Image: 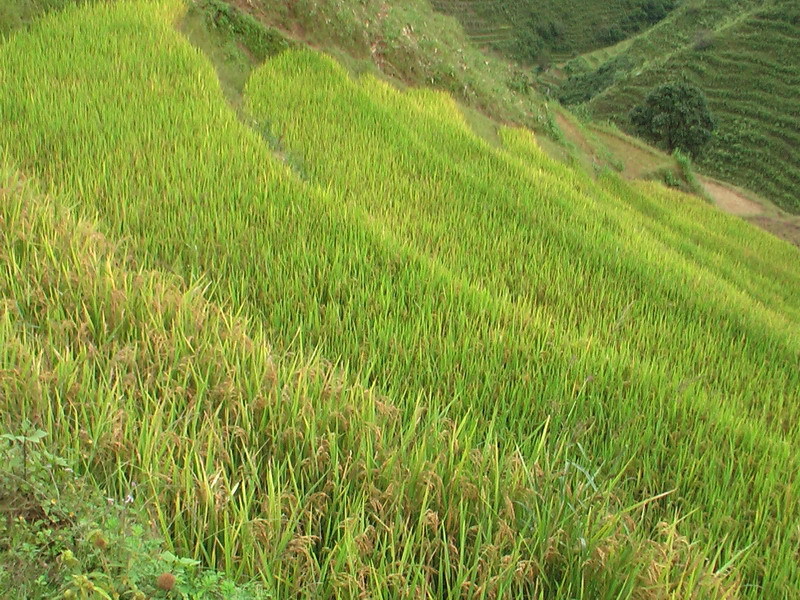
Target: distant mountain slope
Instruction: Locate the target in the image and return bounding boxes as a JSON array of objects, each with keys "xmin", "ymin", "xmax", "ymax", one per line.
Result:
[
  {"xmin": 582, "ymin": 0, "xmax": 800, "ymax": 213},
  {"xmin": 430, "ymin": 0, "xmax": 677, "ymax": 61}
]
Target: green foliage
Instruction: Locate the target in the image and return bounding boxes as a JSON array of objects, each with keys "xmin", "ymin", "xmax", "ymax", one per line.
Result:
[
  {"xmin": 506, "ymin": 68, "xmax": 533, "ymax": 94},
  {"xmin": 508, "ymin": 17, "xmax": 568, "ymax": 59},
  {"xmin": 558, "ymin": 55, "xmax": 633, "ymax": 106},
  {"xmin": 673, "ymin": 149, "xmax": 708, "ymax": 198},
  {"xmin": 0, "ymin": 423, "xmax": 265, "ymax": 599},
  {"xmin": 247, "ymin": 0, "xmax": 548, "ymax": 130},
  {"xmin": 630, "ymin": 81, "xmax": 716, "ymax": 157},
  {"xmin": 193, "ymin": 0, "xmax": 288, "ymax": 62},
  {"xmin": 595, "ymin": 0, "xmax": 676, "ymax": 47},
  {"xmin": 180, "ymin": 0, "xmax": 291, "ymax": 105},
  {"xmin": 496, "ymin": 20, "xmax": 548, "ymax": 63},
  {"xmin": 661, "ymin": 166, "xmax": 680, "ymax": 188},
  {"xmin": 693, "ymin": 28, "xmax": 715, "ymax": 50},
  {"xmin": 647, "ymin": 151, "xmax": 706, "ymax": 198},
  {"xmin": 620, "ymin": 0, "xmax": 675, "ymax": 35}
]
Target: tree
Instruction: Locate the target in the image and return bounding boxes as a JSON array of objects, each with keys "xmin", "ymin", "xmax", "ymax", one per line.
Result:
[{"xmin": 630, "ymin": 81, "xmax": 715, "ymax": 157}]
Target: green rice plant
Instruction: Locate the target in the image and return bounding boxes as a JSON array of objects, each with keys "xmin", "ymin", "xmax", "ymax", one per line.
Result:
[
  {"xmin": 0, "ymin": 166, "xmax": 735, "ymax": 598},
  {"xmin": 0, "ymin": 2, "xmax": 798, "ymax": 597}
]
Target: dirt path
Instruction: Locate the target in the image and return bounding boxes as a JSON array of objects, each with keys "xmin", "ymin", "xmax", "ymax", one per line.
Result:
[
  {"xmin": 548, "ymin": 114, "xmax": 800, "ymax": 247},
  {"xmin": 700, "ymin": 178, "xmax": 764, "ymax": 216},
  {"xmin": 699, "ymin": 178, "xmax": 800, "ymax": 247},
  {"xmin": 554, "ymin": 115, "xmax": 765, "ymax": 218},
  {"xmin": 554, "ymin": 113, "xmax": 593, "ymax": 157},
  {"xmin": 590, "ymin": 129, "xmax": 668, "ymax": 179}
]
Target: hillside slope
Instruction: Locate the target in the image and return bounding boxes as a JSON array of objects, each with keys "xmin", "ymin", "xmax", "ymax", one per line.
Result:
[
  {"xmin": 430, "ymin": 0, "xmax": 677, "ymax": 61},
  {"xmin": 547, "ymin": 111, "xmax": 800, "ymax": 248},
  {"xmin": 581, "ymin": 0, "xmax": 800, "ymax": 213},
  {"xmin": 1, "ymin": 1, "xmax": 799, "ymax": 597},
  {"xmin": 207, "ymin": 0, "xmax": 551, "ymax": 129}
]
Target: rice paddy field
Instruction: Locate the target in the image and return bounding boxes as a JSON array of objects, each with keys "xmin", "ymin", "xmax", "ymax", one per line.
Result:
[
  {"xmin": 1, "ymin": 1, "xmax": 799, "ymax": 598},
  {"xmin": 586, "ymin": 0, "xmax": 800, "ymax": 214}
]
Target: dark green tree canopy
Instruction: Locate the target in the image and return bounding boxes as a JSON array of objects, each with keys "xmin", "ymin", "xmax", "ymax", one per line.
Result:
[{"xmin": 630, "ymin": 81, "xmax": 716, "ymax": 157}]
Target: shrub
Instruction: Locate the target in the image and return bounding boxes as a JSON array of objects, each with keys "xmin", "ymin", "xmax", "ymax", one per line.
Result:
[
  {"xmin": 0, "ymin": 422, "xmax": 266, "ymax": 599},
  {"xmin": 507, "ymin": 68, "xmax": 533, "ymax": 94},
  {"xmin": 558, "ymin": 55, "xmax": 633, "ymax": 105},
  {"xmin": 693, "ymin": 29, "xmax": 715, "ymax": 50},
  {"xmin": 597, "ymin": 25, "xmax": 625, "ymax": 46},
  {"xmin": 197, "ymin": 0, "xmax": 290, "ymax": 61}
]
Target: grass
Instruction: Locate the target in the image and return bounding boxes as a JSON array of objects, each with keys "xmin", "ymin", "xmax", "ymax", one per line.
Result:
[
  {"xmin": 178, "ymin": 0, "xmax": 291, "ymax": 106},
  {"xmin": 583, "ymin": 0, "xmax": 800, "ymax": 213},
  {"xmin": 235, "ymin": 0, "xmax": 550, "ymax": 131},
  {"xmin": 0, "ymin": 0, "xmax": 799, "ymax": 597}
]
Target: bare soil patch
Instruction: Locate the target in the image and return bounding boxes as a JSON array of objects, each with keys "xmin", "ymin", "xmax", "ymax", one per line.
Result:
[
  {"xmin": 546, "ymin": 120, "xmax": 800, "ymax": 247},
  {"xmin": 747, "ymin": 216, "xmax": 800, "ymax": 248},
  {"xmin": 701, "ymin": 178, "xmax": 764, "ymax": 217},
  {"xmin": 554, "ymin": 112, "xmax": 596, "ymax": 160}
]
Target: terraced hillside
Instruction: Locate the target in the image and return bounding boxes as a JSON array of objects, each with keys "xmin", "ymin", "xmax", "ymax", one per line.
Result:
[
  {"xmin": 428, "ymin": 0, "xmax": 515, "ymax": 48},
  {"xmin": 430, "ymin": 0, "xmax": 676, "ymax": 61},
  {"xmin": 1, "ymin": 1, "xmax": 800, "ymax": 598},
  {"xmin": 584, "ymin": 0, "xmax": 800, "ymax": 213},
  {"xmin": 225, "ymin": 0, "xmax": 549, "ymax": 129}
]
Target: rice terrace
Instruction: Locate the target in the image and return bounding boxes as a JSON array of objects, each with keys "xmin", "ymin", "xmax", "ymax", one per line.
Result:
[{"xmin": 0, "ymin": 0, "xmax": 798, "ymax": 598}]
